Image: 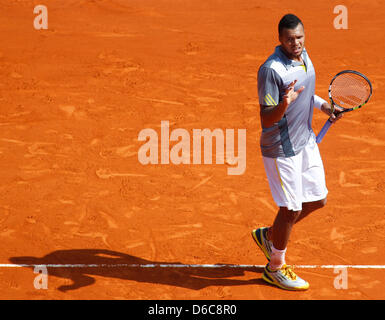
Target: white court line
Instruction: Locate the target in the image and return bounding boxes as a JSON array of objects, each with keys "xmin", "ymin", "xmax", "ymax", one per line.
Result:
[{"xmin": 0, "ymin": 264, "xmax": 385, "ymax": 269}]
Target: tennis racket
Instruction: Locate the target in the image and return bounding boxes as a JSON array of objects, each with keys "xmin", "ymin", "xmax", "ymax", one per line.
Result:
[{"xmin": 316, "ymin": 70, "xmax": 372, "ymax": 144}]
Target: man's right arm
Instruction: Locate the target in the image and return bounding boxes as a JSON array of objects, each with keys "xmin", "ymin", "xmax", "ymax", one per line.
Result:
[
  {"xmin": 260, "ymin": 101, "xmax": 289, "ymax": 128},
  {"xmin": 258, "ymin": 67, "xmax": 304, "ymax": 128},
  {"xmin": 260, "ymin": 80, "xmax": 305, "ymax": 127},
  {"xmin": 258, "ymin": 67, "xmax": 283, "ymax": 128}
]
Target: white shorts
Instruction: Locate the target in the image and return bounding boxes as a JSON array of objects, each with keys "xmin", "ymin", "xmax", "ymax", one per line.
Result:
[{"xmin": 262, "ymin": 135, "xmax": 328, "ymax": 211}]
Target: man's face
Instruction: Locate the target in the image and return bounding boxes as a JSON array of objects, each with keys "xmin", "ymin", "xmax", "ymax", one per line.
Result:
[{"xmin": 279, "ymin": 24, "xmax": 305, "ymax": 60}]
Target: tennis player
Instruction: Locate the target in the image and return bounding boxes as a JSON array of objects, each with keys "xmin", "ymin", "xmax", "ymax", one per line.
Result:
[{"xmin": 252, "ymin": 14, "xmax": 343, "ymax": 290}]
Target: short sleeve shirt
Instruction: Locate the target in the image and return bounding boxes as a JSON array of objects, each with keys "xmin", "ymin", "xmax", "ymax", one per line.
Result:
[{"xmin": 257, "ymin": 46, "xmax": 316, "ymax": 158}]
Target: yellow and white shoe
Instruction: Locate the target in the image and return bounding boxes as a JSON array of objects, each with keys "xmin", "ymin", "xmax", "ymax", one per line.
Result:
[
  {"xmin": 251, "ymin": 227, "xmax": 273, "ymax": 261},
  {"xmin": 262, "ymin": 264, "xmax": 310, "ymax": 291}
]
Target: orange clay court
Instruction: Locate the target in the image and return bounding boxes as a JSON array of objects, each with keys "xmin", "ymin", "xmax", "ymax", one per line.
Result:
[{"xmin": 0, "ymin": 0, "xmax": 384, "ymax": 300}]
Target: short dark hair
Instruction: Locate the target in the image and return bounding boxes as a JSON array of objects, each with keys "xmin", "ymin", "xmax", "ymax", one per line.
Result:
[{"xmin": 278, "ymin": 14, "xmax": 303, "ymax": 35}]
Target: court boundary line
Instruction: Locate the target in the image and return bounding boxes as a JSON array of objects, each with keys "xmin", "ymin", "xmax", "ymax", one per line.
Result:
[{"xmin": 1, "ymin": 264, "xmax": 385, "ymax": 269}]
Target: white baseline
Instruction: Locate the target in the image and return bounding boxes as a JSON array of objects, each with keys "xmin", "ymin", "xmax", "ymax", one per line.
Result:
[{"xmin": 0, "ymin": 264, "xmax": 384, "ymax": 269}]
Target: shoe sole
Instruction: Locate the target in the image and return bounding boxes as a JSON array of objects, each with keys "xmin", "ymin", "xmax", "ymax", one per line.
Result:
[
  {"xmin": 251, "ymin": 229, "xmax": 271, "ymax": 261},
  {"xmin": 262, "ymin": 270, "xmax": 310, "ymax": 291}
]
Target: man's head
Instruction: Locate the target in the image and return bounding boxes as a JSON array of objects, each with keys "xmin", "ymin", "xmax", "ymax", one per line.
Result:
[{"xmin": 278, "ymin": 14, "xmax": 305, "ymax": 61}]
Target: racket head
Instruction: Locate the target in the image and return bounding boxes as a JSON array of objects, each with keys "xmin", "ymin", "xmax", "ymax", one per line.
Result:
[{"xmin": 328, "ymin": 70, "xmax": 372, "ymax": 112}]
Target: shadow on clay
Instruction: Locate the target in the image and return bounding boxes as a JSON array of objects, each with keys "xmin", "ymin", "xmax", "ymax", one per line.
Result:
[{"xmin": 9, "ymin": 249, "xmax": 264, "ymax": 292}]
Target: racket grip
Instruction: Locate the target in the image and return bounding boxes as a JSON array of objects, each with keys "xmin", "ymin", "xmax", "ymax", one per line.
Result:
[{"xmin": 316, "ymin": 119, "xmax": 333, "ymax": 144}]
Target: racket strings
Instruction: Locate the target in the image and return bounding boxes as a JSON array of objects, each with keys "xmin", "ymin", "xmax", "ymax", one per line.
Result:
[{"xmin": 330, "ymin": 73, "xmax": 371, "ymax": 108}]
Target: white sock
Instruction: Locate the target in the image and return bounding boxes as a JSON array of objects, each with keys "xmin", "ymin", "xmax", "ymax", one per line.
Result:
[{"xmin": 269, "ymin": 245, "xmax": 287, "ymax": 271}]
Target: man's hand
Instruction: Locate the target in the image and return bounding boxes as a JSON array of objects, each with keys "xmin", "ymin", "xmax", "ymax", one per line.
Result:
[
  {"xmin": 260, "ymin": 79, "xmax": 305, "ymax": 128},
  {"xmin": 321, "ymin": 102, "xmax": 343, "ymax": 123},
  {"xmin": 282, "ymin": 80, "xmax": 305, "ymax": 107}
]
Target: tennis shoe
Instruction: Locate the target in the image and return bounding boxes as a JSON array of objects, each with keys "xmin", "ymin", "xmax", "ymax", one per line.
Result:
[
  {"xmin": 262, "ymin": 263, "xmax": 310, "ymax": 291},
  {"xmin": 251, "ymin": 227, "xmax": 273, "ymax": 261}
]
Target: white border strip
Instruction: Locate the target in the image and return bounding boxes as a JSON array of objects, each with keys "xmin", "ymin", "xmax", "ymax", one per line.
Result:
[{"xmin": 0, "ymin": 264, "xmax": 385, "ymax": 269}]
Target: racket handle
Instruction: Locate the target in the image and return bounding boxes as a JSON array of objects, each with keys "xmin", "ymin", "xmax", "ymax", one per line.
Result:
[{"xmin": 316, "ymin": 119, "xmax": 333, "ymax": 144}]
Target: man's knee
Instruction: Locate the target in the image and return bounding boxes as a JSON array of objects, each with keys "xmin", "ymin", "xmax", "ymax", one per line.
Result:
[
  {"xmin": 279, "ymin": 207, "xmax": 301, "ymax": 223},
  {"xmin": 318, "ymin": 197, "xmax": 327, "ymax": 208},
  {"xmin": 305, "ymin": 197, "xmax": 327, "ymax": 210}
]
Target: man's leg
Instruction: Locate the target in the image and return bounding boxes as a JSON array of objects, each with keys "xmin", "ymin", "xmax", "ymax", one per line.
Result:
[
  {"xmin": 266, "ymin": 198, "xmax": 326, "ymax": 268},
  {"xmin": 270, "ymin": 207, "xmax": 300, "ymax": 250},
  {"xmin": 266, "ymin": 198, "xmax": 327, "ymax": 240},
  {"xmin": 262, "ymin": 207, "xmax": 299, "ymax": 269},
  {"xmin": 294, "ymin": 198, "xmax": 327, "ymax": 224}
]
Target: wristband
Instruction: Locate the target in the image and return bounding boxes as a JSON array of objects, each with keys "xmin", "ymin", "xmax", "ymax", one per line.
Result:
[{"xmin": 313, "ymin": 95, "xmax": 327, "ymax": 110}]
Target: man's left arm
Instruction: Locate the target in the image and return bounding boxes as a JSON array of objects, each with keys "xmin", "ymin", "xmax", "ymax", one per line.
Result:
[{"xmin": 314, "ymin": 94, "xmax": 343, "ymax": 123}]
